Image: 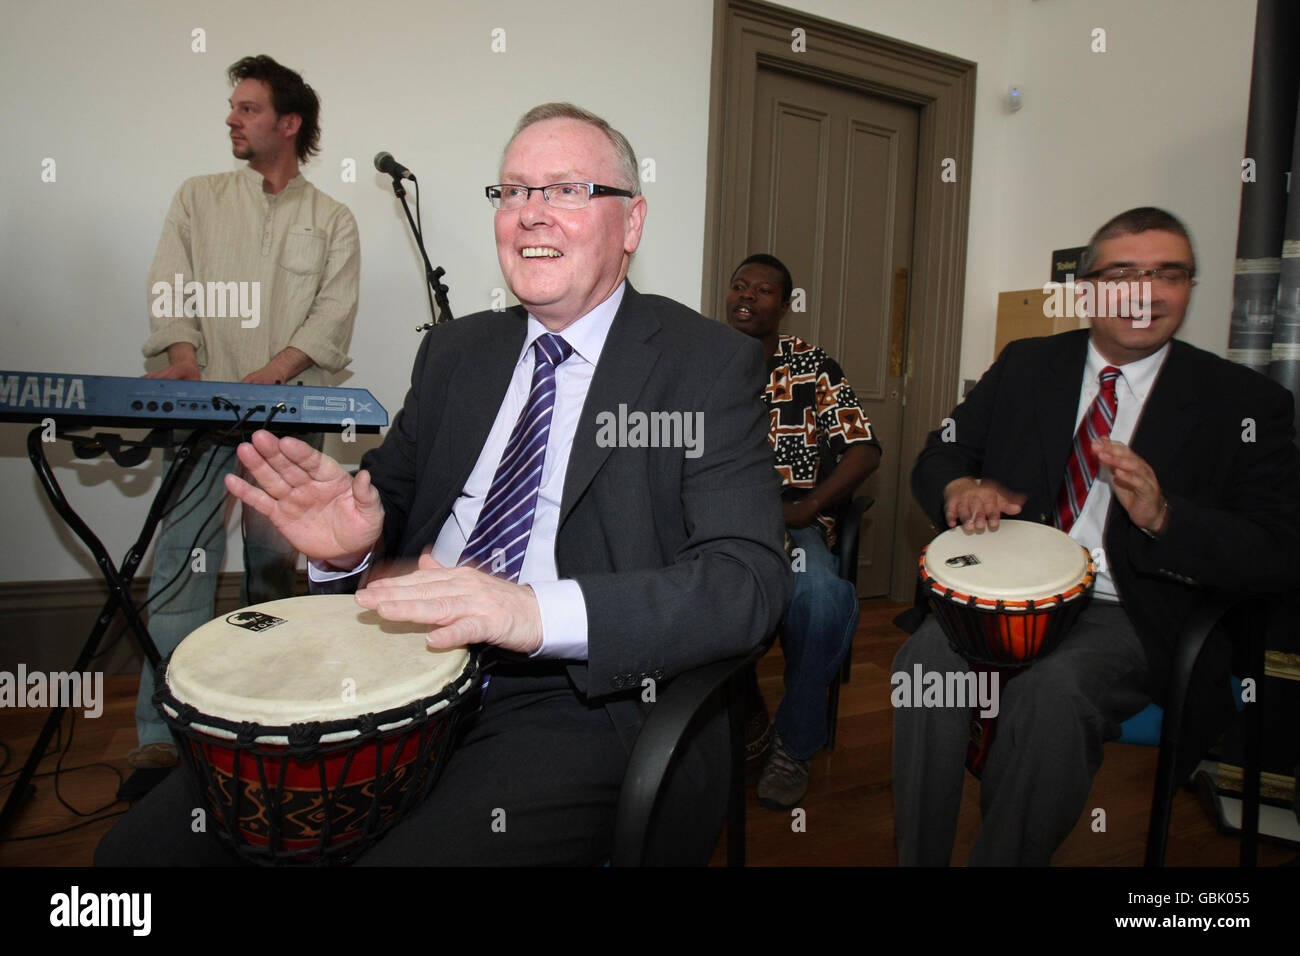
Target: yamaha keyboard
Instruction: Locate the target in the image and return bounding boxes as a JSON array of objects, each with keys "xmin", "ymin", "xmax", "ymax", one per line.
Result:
[{"xmin": 0, "ymin": 370, "xmax": 387, "ymax": 433}]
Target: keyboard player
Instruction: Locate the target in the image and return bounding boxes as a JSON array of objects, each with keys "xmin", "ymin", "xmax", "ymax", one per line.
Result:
[{"xmin": 131, "ymin": 54, "xmax": 359, "ymax": 773}]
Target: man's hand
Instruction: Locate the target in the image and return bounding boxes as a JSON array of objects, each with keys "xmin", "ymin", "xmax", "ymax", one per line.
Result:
[
  {"xmin": 224, "ymin": 429, "xmax": 384, "ymax": 562},
  {"xmin": 241, "ymin": 346, "xmax": 312, "ymax": 385},
  {"xmin": 1095, "ymin": 438, "xmax": 1168, "ymax": 532},
  {"xmin": 782, "ymin": 498, "xmax": 818, "ymax": 529},
  {"xmin": 144, "ymin": 343, "xmax": 201, "ymax": 380},
  {"xmin": 355, "ymin": 552, "xmax": 544, "ymax": 654},
  {"xmin": 781, "ymin": 445, "xmax": 880, "ymax": 530},
  {"xmin": 145, "ymin": 361, "xmax": 201, "ymax": 381},
  {"xmin": 943, "ymin": 476, "xmax": 1026, "ymax": 531},
  {"xmin": 240, "ymin": 368, "xmax": 283, "ymax": 385}
]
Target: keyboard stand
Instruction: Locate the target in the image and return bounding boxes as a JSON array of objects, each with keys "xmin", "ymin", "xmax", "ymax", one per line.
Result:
[{"xmin": 0, "ymin": 425, "xmax": 210, "ymax": 837}]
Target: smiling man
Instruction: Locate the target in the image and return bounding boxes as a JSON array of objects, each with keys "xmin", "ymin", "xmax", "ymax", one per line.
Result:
[
  {"xmin": 98, "ymin": 103, "xmax": 789, "ymax": 867},
  {"xmin": 894, "ymin": 207, "xmax": 1300, "ymax": 865},
  {"xmin": 724, "ymin": 254, "xmax": 879, "ymax": 810},
  {"xmin": 126, "ymin": 55, "xmax": 358, "ymax": 775}
]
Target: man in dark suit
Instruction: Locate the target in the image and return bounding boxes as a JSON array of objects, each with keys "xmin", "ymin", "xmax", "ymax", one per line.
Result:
[
  {"xmin": 894, "ymin": 207, "xmax": 1300, "ymax": 865},
  {"xmin": 95, "ymin": 103, "xmax": 790, "ymax": 866}
]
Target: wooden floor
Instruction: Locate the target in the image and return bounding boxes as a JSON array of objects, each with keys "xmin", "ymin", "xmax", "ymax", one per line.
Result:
[{"xmin": 0, "ymin": 599, "xmax": 1290, "ymax": 867}]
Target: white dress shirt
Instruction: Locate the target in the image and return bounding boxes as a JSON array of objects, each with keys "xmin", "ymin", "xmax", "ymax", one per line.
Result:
[
  {"xmin": 309, "ymin": 282, "xmax": 626, "ymax": 660},
  {"xmin": 1068, "ymin": 339, "xmax": 1170, "ymax": 600}
]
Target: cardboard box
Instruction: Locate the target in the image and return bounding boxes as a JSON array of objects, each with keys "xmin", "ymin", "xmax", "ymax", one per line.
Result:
[{"xmin": 995, "ymin": 287, "xmax": 1089, "ymax": 359}]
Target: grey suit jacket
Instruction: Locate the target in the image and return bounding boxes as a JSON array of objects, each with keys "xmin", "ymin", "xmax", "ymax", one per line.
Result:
[{"xmin": 353, "ymin": 282, "xmax": 792, "ymax": 751}]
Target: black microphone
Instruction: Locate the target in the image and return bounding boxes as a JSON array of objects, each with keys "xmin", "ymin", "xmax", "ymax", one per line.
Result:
[{"xmin": 374, "ymin": 151, "xmax": 416, "ymax": 181}]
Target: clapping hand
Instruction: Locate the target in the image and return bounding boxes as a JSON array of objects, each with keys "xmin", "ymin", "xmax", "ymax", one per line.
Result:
[
  {"xmin": 224, "ymin": 430, "xmax": 385, "ymax": 565},
  {"xmin": 1094, "ymin": 438, "xmax": 1168, "ymax": 533}
]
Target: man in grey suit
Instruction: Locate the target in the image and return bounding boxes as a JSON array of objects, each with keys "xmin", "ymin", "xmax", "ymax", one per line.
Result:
[{"xmin": 95, "ymin": 103, "xmax": 790, "ymax": 866}]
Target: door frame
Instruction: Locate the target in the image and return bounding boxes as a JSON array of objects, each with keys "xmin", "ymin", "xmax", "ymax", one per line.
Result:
[{"xmin": 702, "ymin": 0, "xmax": 977, "ymax": 600}]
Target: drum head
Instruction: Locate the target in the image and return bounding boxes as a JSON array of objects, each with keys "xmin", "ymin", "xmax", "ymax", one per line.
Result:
[
  {"xmin": 923, "ymin": 522, "xmax": 1088, "ymax": 602},
  {"xmin": 166, "ymin": 595, "xmax": 471, "ymax": 728}
]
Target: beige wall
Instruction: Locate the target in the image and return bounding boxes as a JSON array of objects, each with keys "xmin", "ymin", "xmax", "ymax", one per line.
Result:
[{"xmin": 0, "ymin": 0, "xmax": 1257, "ymax": 582}]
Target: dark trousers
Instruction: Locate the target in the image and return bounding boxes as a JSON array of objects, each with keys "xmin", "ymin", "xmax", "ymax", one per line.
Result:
[{"xmin": 891, "ymin": 601, "xmax": 1150, "ymax": 865}]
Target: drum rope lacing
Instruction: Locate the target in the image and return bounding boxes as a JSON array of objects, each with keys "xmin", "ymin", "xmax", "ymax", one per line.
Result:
[
  {"xmin": 156, "ymin": 654, "xmax": 481, "ymax": 750},
  {"xmin": 154, "ymin": 649, "xmax": 484, "ymax": 865}
]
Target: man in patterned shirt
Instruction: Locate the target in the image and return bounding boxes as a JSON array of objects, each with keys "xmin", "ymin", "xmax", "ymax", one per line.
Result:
[{"xmin": 725, "ymin": 253, "xmax": 881, "ymax": 807}]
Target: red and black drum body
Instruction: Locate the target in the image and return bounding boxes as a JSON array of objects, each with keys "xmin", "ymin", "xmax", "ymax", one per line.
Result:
[
  {"xmin": 155, "ymin": 595, "xmax": 480, "ymax": 865},
  {"xmin": 919, "ymin": 522, "xmax": 1094, "ymax": 667},
  {"xmin": 917, "ymin": 522, "xmax": 1094, "ymax": 776}
]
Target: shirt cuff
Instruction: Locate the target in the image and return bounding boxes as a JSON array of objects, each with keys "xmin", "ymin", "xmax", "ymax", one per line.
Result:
[
  {"xmin": 306, "ymin": 551, "xmax": 373, "ymax": 582},
  {"xmin": 287, "ymin": 325, "xmax": 352, "ymax": 375},
  {"xmin": 142, "ymin": 322, "xmax": 204, "ymax": 361},
  {"xmin": 528, "ymin": 579, "xmax": 588, "ymax": 660}
]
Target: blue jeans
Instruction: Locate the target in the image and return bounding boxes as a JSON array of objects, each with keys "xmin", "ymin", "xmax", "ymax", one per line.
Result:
[
  {"xmin": 135, "ymin": 436, "xmax": 318, "ymax": 746},
  {"xmin": 774, "ymin": 525, "xmax": 860, "ymax": 760}
]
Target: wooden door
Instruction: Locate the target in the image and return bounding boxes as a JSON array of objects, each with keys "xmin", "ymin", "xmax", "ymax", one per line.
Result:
[{"xmin": 746, "ymin": 65, "xmax": 919, "ymax": 596}]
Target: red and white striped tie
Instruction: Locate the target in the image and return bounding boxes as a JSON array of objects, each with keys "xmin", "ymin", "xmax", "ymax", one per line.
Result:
[{"xmin": 1055, "ymin": 366, "xmax": 1120, "ymax": 532}]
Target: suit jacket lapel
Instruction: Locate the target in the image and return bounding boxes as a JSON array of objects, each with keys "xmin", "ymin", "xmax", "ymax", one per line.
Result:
[
  {"xmin": 406, "ymin": 310, "xmax": 526, "ymax": 550},
  {"xmin": 1036, "ymin": 330, "xmax": 1089, "ymax": 495},
  {"xmin": 560, "ymin": 283, "xmax": 661, "ymax": 529},
  {"xmin": 1129, "ymin": 341, "xmax": 1197, "ymax": 477}
]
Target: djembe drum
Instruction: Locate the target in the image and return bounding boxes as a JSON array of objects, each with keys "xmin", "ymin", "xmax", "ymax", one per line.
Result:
[
  {"xmin": 918, "ymin": 521, "xmax": 1095, "ymax": 776},
  {"xmin": 154, "ymin": 594, "xmax": 480, "ymax": 865}
]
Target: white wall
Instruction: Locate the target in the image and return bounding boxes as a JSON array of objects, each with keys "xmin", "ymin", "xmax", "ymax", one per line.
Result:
[
  {"xmin": 796, "ymin": 0, "xmax": 1256, "ymax": 372},
  {"xmin": 992, "ymin": 0, "xmax": 1256, "ymax": 359},
  {"xmin": 0, "ymin": 0, "xmax": 715, "ymax": 582},
  {"xmin": 0, "ymin": 0, "xmax": 1258, "ymax": 583}
]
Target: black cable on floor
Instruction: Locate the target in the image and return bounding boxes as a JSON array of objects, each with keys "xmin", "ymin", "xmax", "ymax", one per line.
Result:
[{"xmin": 0, "ymin": 810, "xmax": 127, "ymax": 842}]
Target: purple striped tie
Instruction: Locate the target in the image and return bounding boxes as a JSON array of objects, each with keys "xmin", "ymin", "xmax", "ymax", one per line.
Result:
[{"xmin": 458, "ymin": 332, "xmax": 573, "ymax": 581}]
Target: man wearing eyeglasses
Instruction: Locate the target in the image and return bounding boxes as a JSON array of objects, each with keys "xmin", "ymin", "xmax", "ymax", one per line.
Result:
[
  {"xmin": 893, "ymin": 206, "xmax": 1300, "ymax": 865},
  {"xmin": 96, "ymin": 102, "xmax": 789, "ymax": 867}
]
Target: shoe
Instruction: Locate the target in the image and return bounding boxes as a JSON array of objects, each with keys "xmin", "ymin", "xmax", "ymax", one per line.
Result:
[
  {"xmin": 757, "ymin": 733, "xmax": 810, "ymax": 810},
  {"xmin": 127, "ymin": 742, "xmax": 178, "ymax": 770},
  {"xmin": 744, "ymin": 697, "xmax": 774, "ymax": 787}
]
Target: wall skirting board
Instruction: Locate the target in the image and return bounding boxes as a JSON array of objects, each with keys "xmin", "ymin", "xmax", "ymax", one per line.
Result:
[{"xmin": 0, "ymin": 573, "xmax": 309, "ymax": 675}]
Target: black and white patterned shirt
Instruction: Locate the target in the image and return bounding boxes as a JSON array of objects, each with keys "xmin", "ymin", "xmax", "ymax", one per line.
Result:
[{"xmin": 762, "ymin": 334, "xmax": 878, "ymax": 546}]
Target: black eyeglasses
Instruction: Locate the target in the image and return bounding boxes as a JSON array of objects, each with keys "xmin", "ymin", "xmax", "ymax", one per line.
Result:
[{"xmin": 485, "ymin": 182, "xmax": 635, "ymax": 210}]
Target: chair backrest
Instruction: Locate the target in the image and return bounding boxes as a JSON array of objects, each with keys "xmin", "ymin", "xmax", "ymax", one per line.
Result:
[
  {"xmin": 831, "ymin": 495, "xmax": 875, "ymax": 586},
  {"xmin": 611, "ymin": 635, "xmax": 774, "ymax": 866}
]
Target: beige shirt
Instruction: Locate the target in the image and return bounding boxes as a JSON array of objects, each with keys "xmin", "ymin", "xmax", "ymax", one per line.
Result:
[{"xmin": 142, "ymin": 167, "xmax": 360, "ymax": 386}]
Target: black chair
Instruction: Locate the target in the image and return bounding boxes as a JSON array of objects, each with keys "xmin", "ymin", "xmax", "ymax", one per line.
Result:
[
  {"xmin": 610, "ymin": 636, "xmax": 774, "ymax": 866},
  {"xmin": 825, "ymin": 495, "xmax": 874, "ymax": 750},
  {"xmin": 1143, "ymin": 591, "xmax": 1270, "ymax": 866}
]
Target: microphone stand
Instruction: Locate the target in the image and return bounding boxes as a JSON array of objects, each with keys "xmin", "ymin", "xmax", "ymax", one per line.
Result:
[{"xmin": 383, "ymin": 173, "xmax": 454, "ymax": 331}]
